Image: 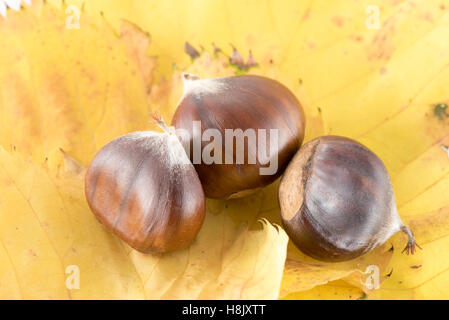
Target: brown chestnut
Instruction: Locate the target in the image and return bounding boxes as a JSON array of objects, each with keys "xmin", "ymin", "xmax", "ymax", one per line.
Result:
[
  {"xmin": 172, "ymin": 73, "xmax": 305, "ymax": 199},
  {"xmin": 85, "ymin": 118, "xmax": 205, "ymax": 253},
  {"xmin": 279, "ymin": 136, "xmax": 420, "ymax": 262}
]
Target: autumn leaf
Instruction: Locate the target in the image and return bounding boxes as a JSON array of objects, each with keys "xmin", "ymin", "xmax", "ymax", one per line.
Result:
[
  {"xmin": 0, "ymin": 2, "xmax": 288, "ymax": 299},
  {"xmin": 137, "ymin": 0, "xmax": 449, "ymax": 298},
  {"xmin": 148, "ymin": 52, "xmax": 394, "ymax": 297},
  {"xmin": 366, "ymin": 206, "xmax": 449, "ymax": 299},
  {"xmin": 0, "ymin": 0, "xmax": 155, "ymax": 166},
  {"xmin": 282, "ymin": 279, "xmax": 366, "ymax": 300},
  {"xmin": 0, "ymin": 147, "xmax": 288, "ymax": 299},
  {"xmin": 3, "ymin": 0, "xmax": 449, "ymax": 300}
]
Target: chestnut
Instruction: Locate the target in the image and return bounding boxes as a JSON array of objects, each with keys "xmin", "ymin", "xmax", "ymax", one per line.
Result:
[
  {"xmin": 84, "ymin": 118, "xmax": 205, "ymax": 253},
  {"xmin": 278, "ymin": 136, "xmax": 420, "ymax": 262},
  {"xmin": 172, "ymin": 73, "xmax": 305, "ymax": 199}
]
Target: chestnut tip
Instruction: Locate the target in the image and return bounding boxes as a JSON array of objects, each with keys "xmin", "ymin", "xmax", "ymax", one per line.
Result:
[
  {"xmin": 150, "ymin": 112, "xmax": 172, "ymax": 134},
  {"xmin": 279, "ymin": 135, "xmax": 420, "ymax": 262},
  {"xmin": 182, "ymin": 72, "xmax": 200, "ymax": 82},
  {"xmin": 172, "ymin": 74, "xmax": 306, "ymax": 199},
  {"xmin": 84, "ymin": 129, "xmax": 206, "ymax": 254},
  {"xmin": 400, "ymin": 225, "xmax": 422, "ymax": 255}
]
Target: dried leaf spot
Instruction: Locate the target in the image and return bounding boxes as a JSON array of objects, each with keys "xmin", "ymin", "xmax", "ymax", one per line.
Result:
[
  {"xmin": 433, "ymin": 103, "xmax": 449, "ymax": 120},
  {"xmin": 228, "ymin": 44, "xmax": 258, "ymax": 72},
  {"xmin": 331, "ymin": 16, "xmax": 344, "ymax": 27},
  {"xmin": 185, "ymin": 42, "xmax": 200, "ymax": 60}
]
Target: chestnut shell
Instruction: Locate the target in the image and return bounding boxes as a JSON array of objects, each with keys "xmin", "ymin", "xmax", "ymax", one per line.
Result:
[
  {"xmin": 85, "ymin": 131, "xmax": 206, "ymax": 253},
  {"xmin": 172, "ymin": 74, "xmax": 305, "ymax": 199},
  {"xmin": 279, "ymin": 136, "xmax": 407, "ymax": 262}
]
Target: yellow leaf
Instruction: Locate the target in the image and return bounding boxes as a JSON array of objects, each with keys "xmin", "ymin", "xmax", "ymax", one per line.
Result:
[
  {"xmin": 366, "ymin": 207, "xmax": 449, "ymax": 299},
  {"xmin": 0, "ymin": 2, "xmax": 288, "ymax": 299},
  {"xmin": 0, "ymin": 147, "xmax": 288, "ymax": 299},
  {"xmin": 0, "ymin": 0, "xmax": 155, "ymax": 166},
  {"xmin": 147, "ymin": 52, "xmax": 395, "ymax": 297},
  {"xmin": 140, "ymin": 0, "xmax": 449, "ymax": 298},
  {"xmin": 282, "ymin": 280, "xmax": 365, "ymax": 300},
  {"xmin": 5, "ymin": 0, "xmax": 449, "ymax": 300}
]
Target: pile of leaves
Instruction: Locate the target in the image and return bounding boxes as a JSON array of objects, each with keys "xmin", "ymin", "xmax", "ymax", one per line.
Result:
[{"xmin": 1, "ymin": 0, "xmax": 449, "ymax": 299}]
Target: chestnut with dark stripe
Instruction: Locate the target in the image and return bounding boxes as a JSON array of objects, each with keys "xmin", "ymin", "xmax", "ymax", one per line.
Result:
[
  {"xmin": 279, "ymin": 136, "xmax": 419, "ymax": 262},
  {"xmin": 85, "ymin": 130, "xmax": 206, "ymax": 254},
  {"xmin": 172, "ymin": 73, "xmax": 305, "ymax": 199}
]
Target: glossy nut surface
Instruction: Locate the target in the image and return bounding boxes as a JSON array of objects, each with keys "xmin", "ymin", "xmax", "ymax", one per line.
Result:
[
  {"xmin": 85, "ymin": 131, "xmax": 206, "ymax": 253},
  {"xmin": 279, "ymin": 136, "xmax": 416, "ymax": 262},
  {"xmin": 172, "ymin": 74, "xmax": 305, "ymax": 199}
]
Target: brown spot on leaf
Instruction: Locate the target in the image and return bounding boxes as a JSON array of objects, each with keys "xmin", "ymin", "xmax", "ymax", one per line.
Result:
[
  {"xmin": 368, "ymin": 17, "xmax": 396, "ymax": 61},
  {"xmin": 358, "ymin": 293, "xmax": 367, "ymax": 299},
  {"xmin": 302, "ymin": 9, "xmax": 310, "ymax": 20},
  {"xmin": 3, "ymin": 178, "xmax": 13, "ymax": 186},
  {"xmin": 421, "ymin": 12, "xmax": 434, "ymax": 22},
  {"xmin": 28, "ymin": 249, "xmax": 37, "ymax": 257},
  {"xmin": 185, "ymin": 42, "xmax": 200, "ymax": 60},
  {"xmin": 307, "ymin": 41, "xmax": 316, "ymax": 49},
  {"xmin": 433, "ymin": 103, "xmax": 449, "ymax": 120},
  {"xmin": 332, "ymin": 16, "xmax": 344, "ymax": 27}
]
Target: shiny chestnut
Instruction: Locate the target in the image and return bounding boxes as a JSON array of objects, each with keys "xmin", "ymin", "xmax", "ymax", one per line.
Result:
[
  {"xmin": 85, "ymin": 120, "xmax": 205, "ymax": 253},
  {"xmin": 279, "ymin": 136, "xmax": 420, "ymax": 262},
  {"xmin": 172, "ymin": 73, "xmax": 305, "ymax": 199}
]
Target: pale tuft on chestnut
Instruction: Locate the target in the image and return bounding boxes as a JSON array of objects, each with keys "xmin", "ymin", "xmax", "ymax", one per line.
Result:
[
  {"xmin": 172, "ymin": 73, "xmax": 306, "ymax": 199},
  {"xmin": 85, "ymin": 117, "xmax": 205, "ymax": 254}
]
